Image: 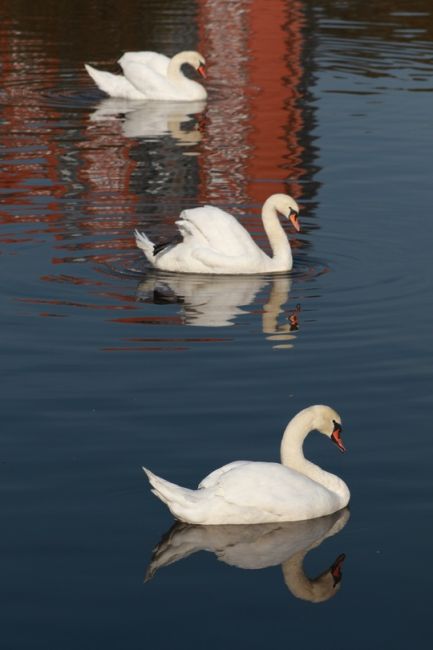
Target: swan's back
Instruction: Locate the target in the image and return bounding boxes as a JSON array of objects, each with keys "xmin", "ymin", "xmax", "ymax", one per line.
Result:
[
  {"xmin": 199, "ymin": 461, "xmax": 250, "ymax": 489},
  {"xmin": 118, "ymin": 51, "xmax": 170, "ymax": 76}
]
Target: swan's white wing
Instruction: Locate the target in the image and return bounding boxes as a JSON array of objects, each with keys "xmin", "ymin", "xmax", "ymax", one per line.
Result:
[
  {"xmin": 212, "ymin": 462, "xmax": 342, "ymax": 522},
  {"xmin": 119, "ymin": 63, "xmax": 169, "ymax": 97},
  {"xmin": 177, "ymin": 206, "xmax": 262, "ymax": 257},
  {"xmin": 118, "ymin": 51, "xmax": 169, "ymax": 76},
  {"xmin": 118, "ymin": 52, "xmax": 173, "ymax": 97},
  {"xmin": 85, "ymin": 65, "xmax": 147, "ymax": 100},
  {"xmin": 198, "ymin": 461, "xmax": 250, "ymax": 489}
]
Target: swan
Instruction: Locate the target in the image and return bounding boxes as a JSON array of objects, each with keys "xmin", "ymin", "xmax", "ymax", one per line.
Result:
[
  {"xmin": 145, "ymin": 509, "xmax": 350, "ymax": 603},
  {"xmin": 143, "ymin": 405, "xmax": 350, "ymax": 524},
  {"xmin": 85, "ymin": 50, "xmax": 207, "ymax": 101},
  {"xmin": 134, "ymin": 193, "xmax": 301, "ymax": 274}
]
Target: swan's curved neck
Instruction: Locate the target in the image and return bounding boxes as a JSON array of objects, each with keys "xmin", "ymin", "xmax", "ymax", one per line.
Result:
[
  {"xmin": 168, "ymin": 53, "xmax": 189, "ymax": 81},
  {"xmin": 280, "ymin": 410, "xmax": 347, "ymax": 499},
  {"xmin": 261, "ymin": 198, "xmax": 292, "ymax": 269}
]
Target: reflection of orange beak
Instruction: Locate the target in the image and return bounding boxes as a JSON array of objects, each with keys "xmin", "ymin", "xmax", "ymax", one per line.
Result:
[
  {"xmin": 289, "ymin": 212, "xmax": 301, "ymax": 232},
  {"xmin": 331, "ymin": 423, "xmax": 347, "ymax": 453},
  {"xmin": 197, "ymin": 64, "xmax": 206, "ymax": 79},
  {"xmin": 330, "ymin": 553, "xmax": 346, "ymax": 587}
]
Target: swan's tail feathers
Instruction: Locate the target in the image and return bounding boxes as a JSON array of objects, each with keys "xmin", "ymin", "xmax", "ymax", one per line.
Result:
[
  {"xmin": 85, "ymin": 64, "xmax": 143, "ymax": 99},
  {"xmin": 143, "ymin": 467, "xmax": 205, "ymax": 524},
  {"xmin": 85, "ymin": 64, "xmax": 117, "ymax": 95},
  {"xmin": 134, "ymin": 230, "xmax": 155, "ymax": 264}
]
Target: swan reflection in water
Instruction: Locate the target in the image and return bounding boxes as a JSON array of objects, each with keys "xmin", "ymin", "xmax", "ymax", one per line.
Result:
[
  {"xmin": 136, "ymin": 273, "xmax": 300, "ymax": 348},
  {"xmin": 89, "ymin": 98, "xmax": 205, "ymax": 144},
  {"xmin": 146, "ymin": 508, "xmax": 349, "ymax": 603}
]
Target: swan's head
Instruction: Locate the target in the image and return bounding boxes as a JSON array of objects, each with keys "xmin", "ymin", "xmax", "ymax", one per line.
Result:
[
  {"xmin": 310, "ymin": 404, "xmax": 346, "ymax": 452},
  {"xmin": 267, "ymin": 193, "xmax": 301, "ymax": 232},
  {"xmin": 177, "ymin": 51, "xmax": 207, "ymax": 78}
]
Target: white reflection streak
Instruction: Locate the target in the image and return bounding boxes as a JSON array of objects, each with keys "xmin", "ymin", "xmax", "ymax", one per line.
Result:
[
  {"xmin": 146, "ymin": 508, "xmax": 349, "ymax": 603},
  {"xmin": 199, "ymin": 0, "xmax": 252, "ymax": 203},
  {"xmin": 89, "ymin": 98, "xmax": 206, "ymax": 144},
  {"xmin": 136, "ymin": 274, "xmax": 298, "ymax": 347}
]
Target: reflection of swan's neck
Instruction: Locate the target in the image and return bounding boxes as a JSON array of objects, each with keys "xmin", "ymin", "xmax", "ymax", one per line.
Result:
[
  {"xmin": 262, "ymin": 277, "xmax": 297, "ymax": 348},
  {"xmin": 262, "ymin": 277, "xmax": 291, "ymax": 333},
  {"xmin": 280, "ymin": 409, "xmax": 348, "ymax": 500},
  {"xmin": 281, "ymin": 550, "xmax": 341, "ymax": 603},
  {"xmin": 262, "ymin": 197, "xmax": 292, "ymax": 268}
]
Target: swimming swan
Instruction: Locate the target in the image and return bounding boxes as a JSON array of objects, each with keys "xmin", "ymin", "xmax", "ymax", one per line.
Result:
[
  {"xmin": 143, "ymin": 405, "xmax": 350, "ymax": 524},
  {"xmin": 85, "ymin": 50, "xmax": 207, "ymax": 101},
  {"xmin": 134, "ymin": 193, "xmax": 301, "ymax": 274}
]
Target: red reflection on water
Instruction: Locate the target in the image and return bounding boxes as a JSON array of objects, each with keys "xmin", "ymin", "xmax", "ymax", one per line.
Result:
[
  {"xmin": 246, "ymin": 0, "xmax": 306, "ymax": 201},
  {"xmin": 40, "ymin": 274, "xmax": 107, "ymax": 286},
  {"xmin": 110, "ymin": 316, "xmax": 183, "ymax": 325},
  {"xmin": 197, "ymin": 0, "xmax": 307, "ymax": 204},
  {"xmin": 18, "ymin": 297, "xmax": 136, "ymax": 311},
  {"xmin": 0, "ymin": 4, "xmax": 312, "ymax": 352},
  {"xmin": 127, "ymin": 337, "xmax": 228, "ymax": 343},
  {"xmin": 0, "ymin": 19, "xmax": 139, "ymax": 259},
  {"xmin": 0, "ymin": 21, "xmax": 66, "ymax": 229},
  {"xmin": 102, "ymin": 346, "xmax": 189, "ymax": 352}
]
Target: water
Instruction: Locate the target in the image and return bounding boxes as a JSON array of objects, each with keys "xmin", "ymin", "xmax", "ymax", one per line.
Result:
[{"xmin": 1, "ymin": 0, "xmax": 432, "ymax": 647}]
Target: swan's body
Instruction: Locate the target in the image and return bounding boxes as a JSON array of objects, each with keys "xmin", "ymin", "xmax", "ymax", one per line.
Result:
[
  {"xmin": 143, "ymin": 405, "xmax": 350, "ymax": 525},
  {"xmin": 145, "ymin": 509, "xmax": 350, "ymax": 602},
  {"xmin": 85, "ymin": 50, "xmax": 207, "ymax": 101},
  {"xmin": 134, "ymin": 194, "xmax": 301, "ymax": 275}
]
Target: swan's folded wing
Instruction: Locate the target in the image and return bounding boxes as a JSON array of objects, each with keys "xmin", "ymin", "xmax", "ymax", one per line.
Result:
[
  {"xmin": 198, "ymin": 461, "xmax": 251, "ymax": 489},
  {"xmin": 118, "ymin": 51, "xmax": 170, "ymax": 76},
  {"xmin": 214, "ymin": 462, "xmax": 342, "ymax": 521},
  {"xmin": 177, "ymin": 206, "xmax": 262, "ymax": 257},
  {"xmin": 119, "ymin": 62, "xmax": 172, "ymax": 97}
]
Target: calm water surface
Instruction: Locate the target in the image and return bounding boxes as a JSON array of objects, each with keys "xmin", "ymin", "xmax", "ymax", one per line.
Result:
[{"xmin": 1, "ymin": 1, "xmax": 432, "ymax": 648}]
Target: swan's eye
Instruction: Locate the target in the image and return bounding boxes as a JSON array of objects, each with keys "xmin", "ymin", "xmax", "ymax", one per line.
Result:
[{"xmin": 332, "ymin": 419, "xmax": 342, "ymax": 433}]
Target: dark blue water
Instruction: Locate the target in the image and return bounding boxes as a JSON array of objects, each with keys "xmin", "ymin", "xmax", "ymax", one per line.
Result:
[{"xmin": 1, "ymin": 1, "xmax": 432, "ymax": 648}]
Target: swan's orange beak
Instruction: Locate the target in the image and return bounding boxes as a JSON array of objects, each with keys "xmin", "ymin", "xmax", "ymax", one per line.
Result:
[
  {"xmin": 197, "ymin": 64, "xmax": 206, "ymax": 79},
  {"xmin": 289, "ymin": 211, "xmax": 301, "ymax": 232},
  {"xmin": 331, "ymin": 421, "xmax": 346, "ymax": 452}
]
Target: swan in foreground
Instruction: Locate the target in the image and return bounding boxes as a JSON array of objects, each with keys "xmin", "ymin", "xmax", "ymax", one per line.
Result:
[
  {"xmin": 85, "ymin": 50, "xmax": 207, "ymax": 101},
  {"xmin": 145, "ymin": 509, "xmax": 349, "ymax": 602},
  {"xmin": 134, "ymin": 193, "xmax": 301, "ymax": 274},
  {"xmin": 143, "ymin": 405, "xmax": 350, "ymax": 524}
]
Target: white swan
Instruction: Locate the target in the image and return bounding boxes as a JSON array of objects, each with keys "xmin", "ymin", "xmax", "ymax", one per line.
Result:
[
  {"xmin": 145, "ymin": 509, "xmax": 350, "ymax": 603},
  {"xmin": 134, "ymin": 193, "xmax": 301, "ymax": 274},
  {"xmin": 143, "ymin": 405, "xmax": 350, "ymax": 524},
  {"xmin": 85, "ymin": 50, "xmax": 207, "ymax": 101}
]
